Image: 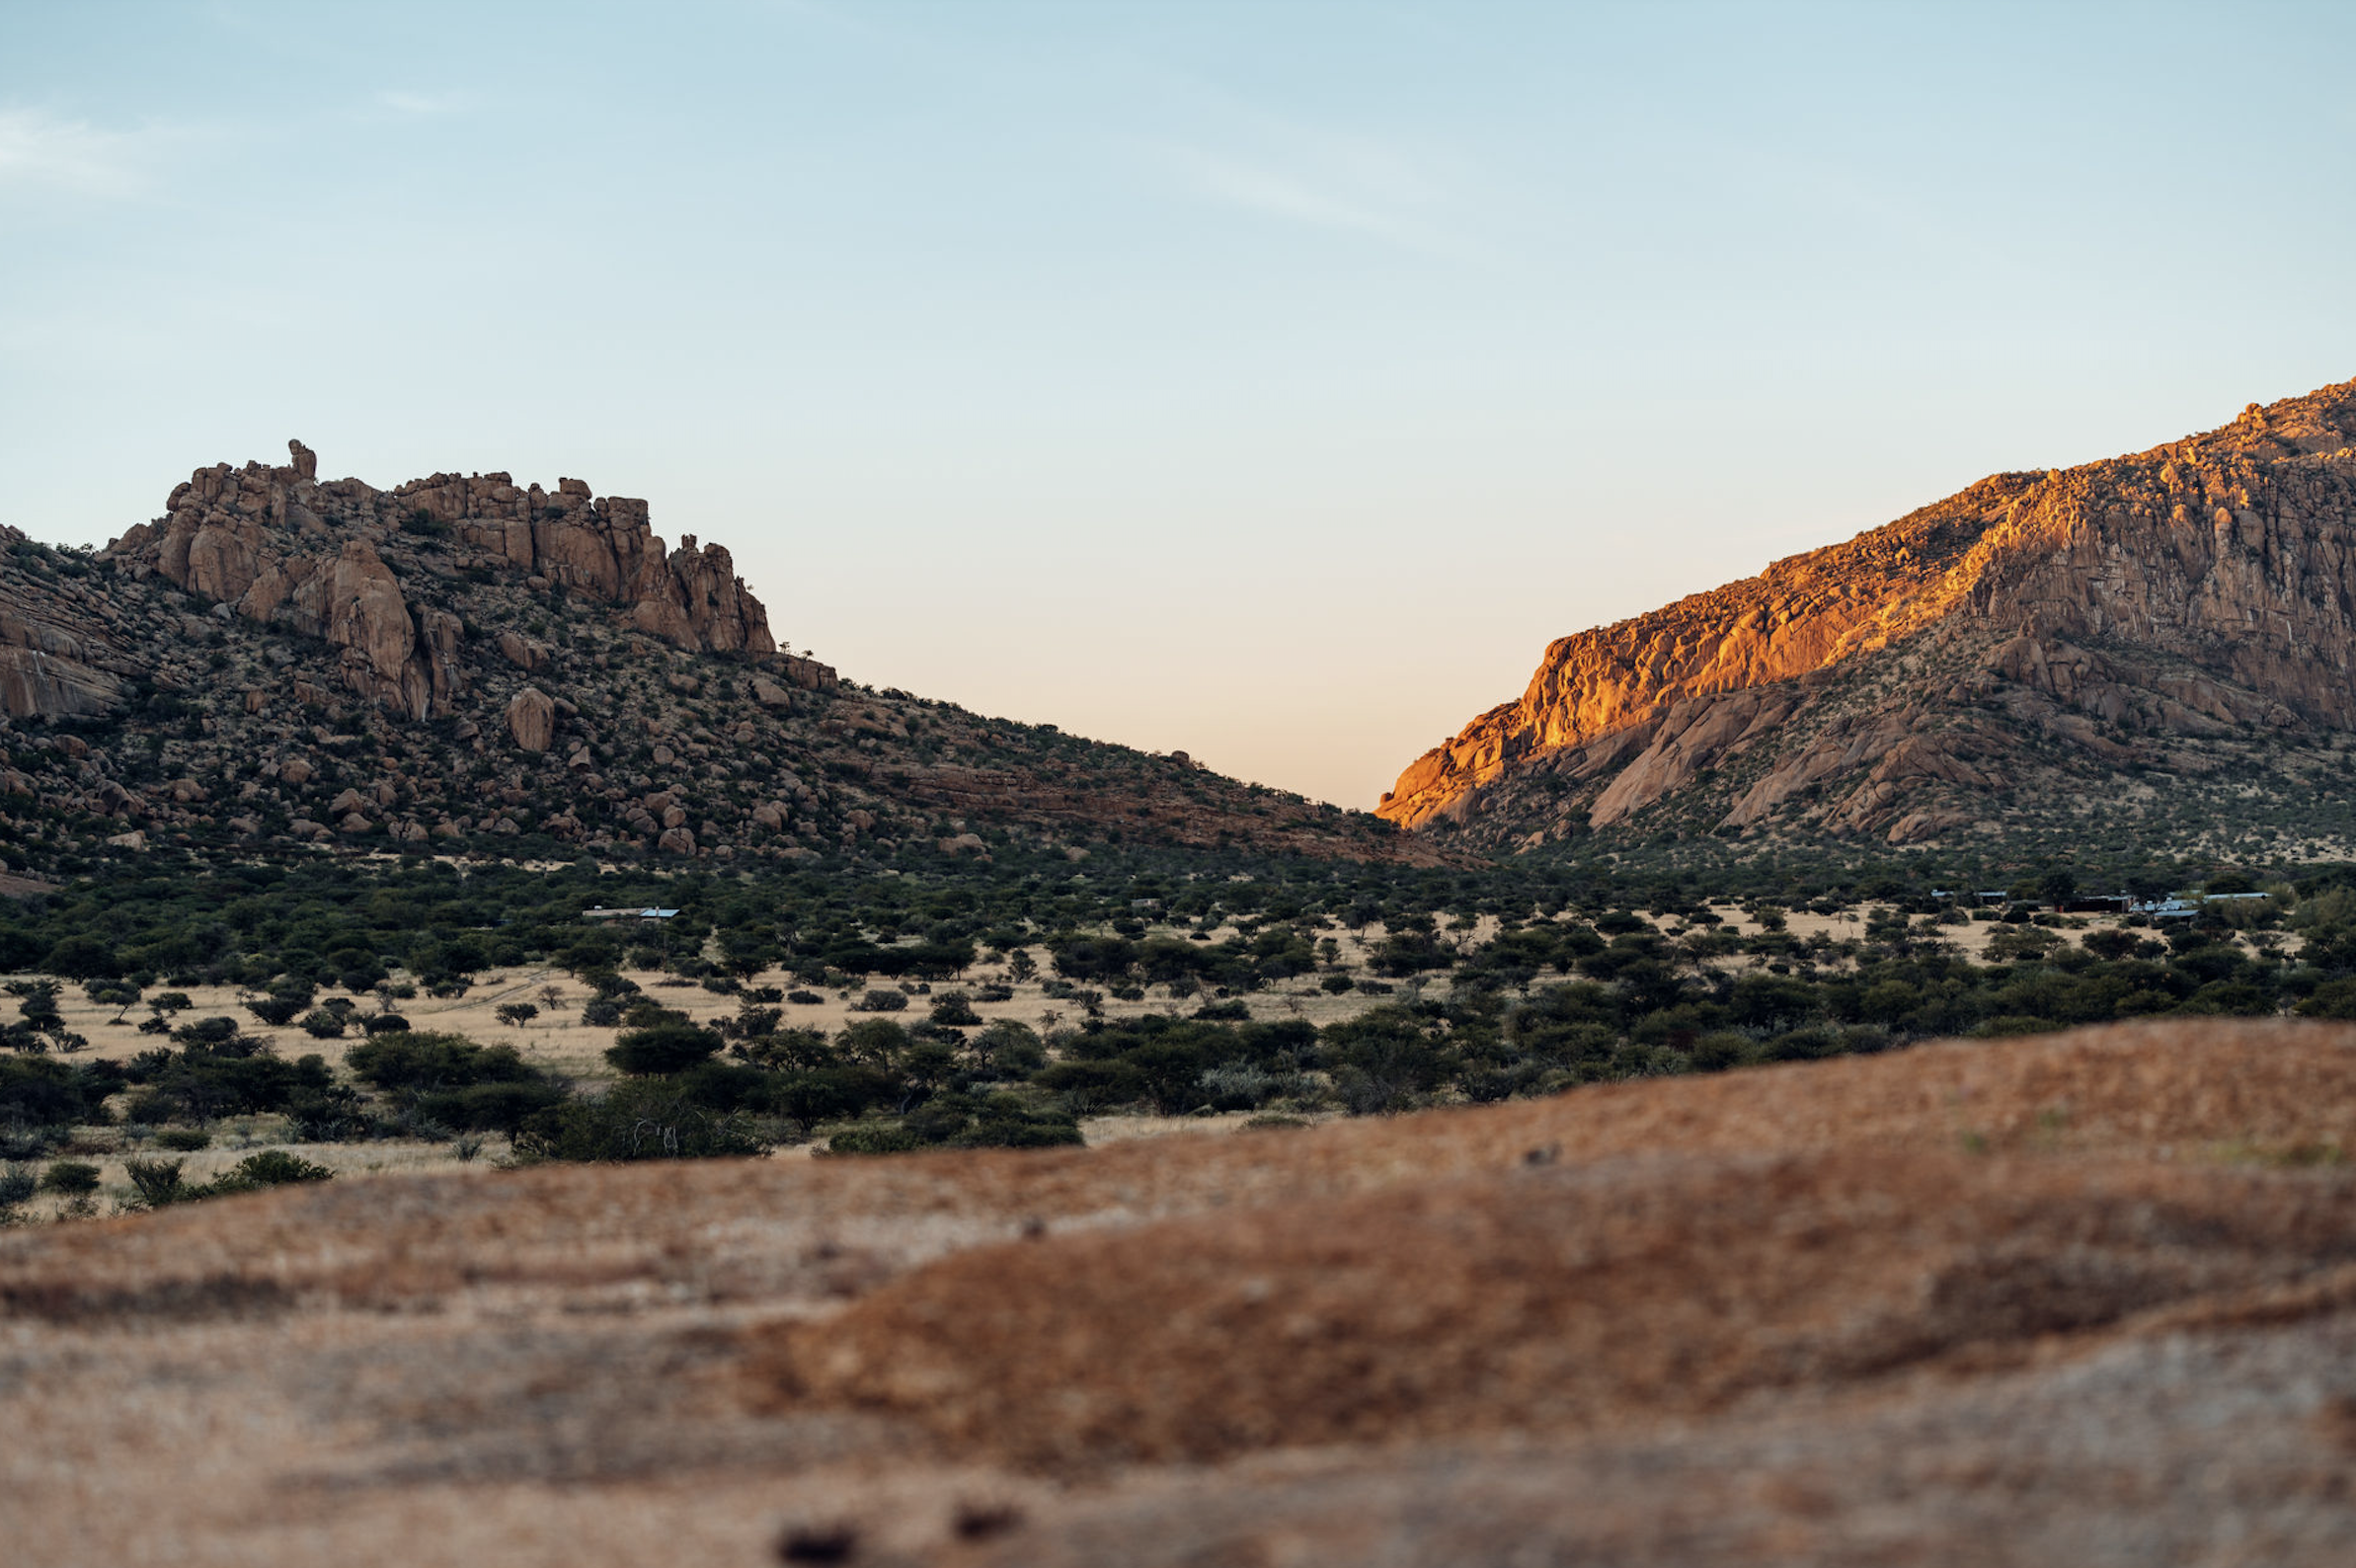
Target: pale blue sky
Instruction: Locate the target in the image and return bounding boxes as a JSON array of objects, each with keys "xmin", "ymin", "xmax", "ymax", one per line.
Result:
[{"xmin": 6, "ymin": 2, "xmax": 2355, "ymax": 808}]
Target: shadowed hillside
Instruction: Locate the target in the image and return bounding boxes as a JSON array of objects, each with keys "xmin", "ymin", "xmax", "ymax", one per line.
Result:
[{"xmin": 0, "ymin": 443, "xmax": 1422, "ymax": 874}]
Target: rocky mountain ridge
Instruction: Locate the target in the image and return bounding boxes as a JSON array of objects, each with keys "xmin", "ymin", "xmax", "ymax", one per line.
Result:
[
  {"xmin": 1381, "ymin": 376, "xmax": 2356, "ymax": 854},
  {"xmin": 0, "ymin": 444, "xmax": 1414, "ymax": 870}
]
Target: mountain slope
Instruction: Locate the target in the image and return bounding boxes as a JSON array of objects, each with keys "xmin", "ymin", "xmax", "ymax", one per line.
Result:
[
  {"xmin": 0, "ymin": 443, "xmax": 1418, "ymax": 871},
  {"xmin": 1380, "ymin": 377, "xmax": 2356, "ymax": 853}
]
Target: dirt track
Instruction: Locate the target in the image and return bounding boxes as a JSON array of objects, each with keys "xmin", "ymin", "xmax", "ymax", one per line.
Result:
[{"xmin": 6, "ymin": 1018, "xmax": 2356, "ymax": 1564}]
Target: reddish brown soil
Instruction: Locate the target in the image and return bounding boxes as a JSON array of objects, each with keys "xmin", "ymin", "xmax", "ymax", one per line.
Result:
[{"xmin": 6, "ymin": 1019, "xmax": 2356, "ymax": 1565}]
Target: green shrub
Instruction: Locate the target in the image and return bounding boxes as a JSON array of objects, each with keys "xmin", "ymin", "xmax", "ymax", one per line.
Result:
[
  {"xmin": 208, "ymin": 1149, "xmax": 334, "ymax": 1194},
  {"xmin": 822, "ymin": 1122, "xmax": 926, "ymax": 1156},
  {"xmin": 123, "ymin": 1156, "xmax": 192, "ymax": 1208},
  {"xmin": 2296, "ymin": 978, "xmax": 2356, "ymax": 1019},
  {"xmin": 824, "ymin": 1092, "xmax": 1082, "ymax": 1156},
  {"xmin": 40, "ymin": 1158, "xmax": 101, "ymax": 1194},
  {"xmin": 153, "ymin": 1128, "xmax": 212, "ymax": 1151},
  {"xmin": 416, "ymin": 1078, "xmax": 570, "ymax": 1132},
  {"xmin": 347, "ymin": 1031, "xmax": 538, "ymax": 1091},
  {"xmin": 0, "ymin": 1056, "xmax": 113, "ymax": 1133},
  {"xmin": 514, "ymin": 1078, "xmax": 771, "ymax": 1162},
  {"xmin": 605, "ymin": 1023, "xmax": 723, "ymax": 1075},
  {"xmin": 929, "ymin": 991, "xmax": 982, "ymax": 1027}
]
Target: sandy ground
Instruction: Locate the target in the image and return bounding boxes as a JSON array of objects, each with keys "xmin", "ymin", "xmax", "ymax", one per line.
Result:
[
  {"xmin": 0, "ymin": 928, "xmax": 1396, "ymax": 1214},
  {"xmin": 3, "ymin": 1018, "xmax": 2356, "ymax": 1565}
]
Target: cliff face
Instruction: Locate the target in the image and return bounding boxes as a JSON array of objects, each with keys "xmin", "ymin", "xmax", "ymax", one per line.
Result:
[
  {"xmin": 1380, "ymin": 377, "xmax": 2356, "ymax": 847},
  {"xmin": 0, "ymin": 527, "xmax": 129, "ymax": 722},
  {"xmin": 0, "ymin": 444, "xmax": 1423, "ymax": 868}
]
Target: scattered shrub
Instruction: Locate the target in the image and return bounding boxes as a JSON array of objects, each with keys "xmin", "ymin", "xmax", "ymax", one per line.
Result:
[
  {"xmin": 513, "ymin": 1078, "xmax": 770, "ymax": 1162},
  {"xmin": 207, "ymin": 1149, "xmax": 335, "ymax": 1194},
  {"xmin": 123, "ymin": 1156, "xmax": 192, "ymax": 1208},
  {"xmin": 416, "ymin": 1078, "xmax": 569, "ymax": 1133},
  {"xmin": 929, "ymin": 992, "xmax": 982, "ymax": 1027},
  {"xmin": 39, "ymin": 1159, "xmax": 101, "ymax": 1195},
  {"xmin": 347, "ymin": 1031, "xmax": 539, "ymax": 1091},
  {"xmin": 605, "ymin": 1022, "xmax": 723, "ymax": 1075}
]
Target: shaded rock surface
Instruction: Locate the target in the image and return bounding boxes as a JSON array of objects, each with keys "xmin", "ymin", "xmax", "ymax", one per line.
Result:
[
  {"xmin": 7, "ymin": 1020, "xmax": 2356, "ymax": 1565},
  {"xmin": 1383, "ymin": 377, "xmax": 2356, "ymax": 848}
]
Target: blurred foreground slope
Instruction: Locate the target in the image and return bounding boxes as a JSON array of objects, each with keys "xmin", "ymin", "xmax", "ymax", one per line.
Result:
[{"xmin": 8, "ymin": 1017, "xmax": 2356, "ymax": 1565}]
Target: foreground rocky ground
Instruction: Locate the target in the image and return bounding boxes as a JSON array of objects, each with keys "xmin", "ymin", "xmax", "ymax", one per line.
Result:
[{"xmin": 6, "ymin": 1017, "xmax": 2356, "ymax": 1565}]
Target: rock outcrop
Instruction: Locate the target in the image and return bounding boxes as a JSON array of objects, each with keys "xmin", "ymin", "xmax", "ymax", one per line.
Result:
[
  {"xmin": 0, "ymin": 527, "xmax": 131, "ymax": 720},
  {"xmin": 1382, "ymin": 376, "xmax": 2356, "ymax": 846},
  {"xmin": 104, "ymin": 440, "xmax": 803, "ymax": 721}
]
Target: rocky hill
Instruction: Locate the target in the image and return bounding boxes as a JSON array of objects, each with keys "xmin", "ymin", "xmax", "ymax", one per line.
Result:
[
  {"xmin": 1381, "ymin": 376, "xmax": 2356, "ymax": 856},
  {"xmin": 0, "ymin": 442, "xmax": 1413, "ymax": 871}
]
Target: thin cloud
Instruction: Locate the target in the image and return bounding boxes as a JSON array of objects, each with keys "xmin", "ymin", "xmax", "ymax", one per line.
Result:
[
  {"xmin": 0, "ymin": 107, "xmax": 148, "ymax": 196},
  {"xmin": 376, "ymin": 90, "xmax": 462, "ymax": 117},
  {"xmin": 1153, "ymin": 124, "xmax": 1481, "ymax": 260}
]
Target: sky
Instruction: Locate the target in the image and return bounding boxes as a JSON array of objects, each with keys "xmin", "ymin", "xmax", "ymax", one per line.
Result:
[{"xmin": 6, "ymin": 2, "xmax": 2356, "ymax": 810}]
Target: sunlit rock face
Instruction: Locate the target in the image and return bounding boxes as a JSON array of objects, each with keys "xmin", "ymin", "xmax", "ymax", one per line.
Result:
[
  {"xmin": 1380, "ymin": 377, "xmax": 2356, "ymax": 845},
  {"xmin": 107, "ymin": 440, "xmax": 788, "ymax": 721}
]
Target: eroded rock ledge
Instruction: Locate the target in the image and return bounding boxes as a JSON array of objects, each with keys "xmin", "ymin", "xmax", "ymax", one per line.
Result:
[{"xmin": 99, "ymin": 439, "xmax": 817, "ymax": 721}]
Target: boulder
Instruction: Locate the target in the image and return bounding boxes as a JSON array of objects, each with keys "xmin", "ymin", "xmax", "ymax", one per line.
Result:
[
  {"xmin": 496, "ymin": 631, "xmax": 546, "ymax": 672},
  {"xmin": 507, "ymin": 687, "xmax": 556, "ymax": 752}
]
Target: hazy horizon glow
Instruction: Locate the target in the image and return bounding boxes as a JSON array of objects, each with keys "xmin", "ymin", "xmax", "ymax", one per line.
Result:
[{"xmin": 7, "ymin": 2, "xmax": 2356, "ymax": 808}]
